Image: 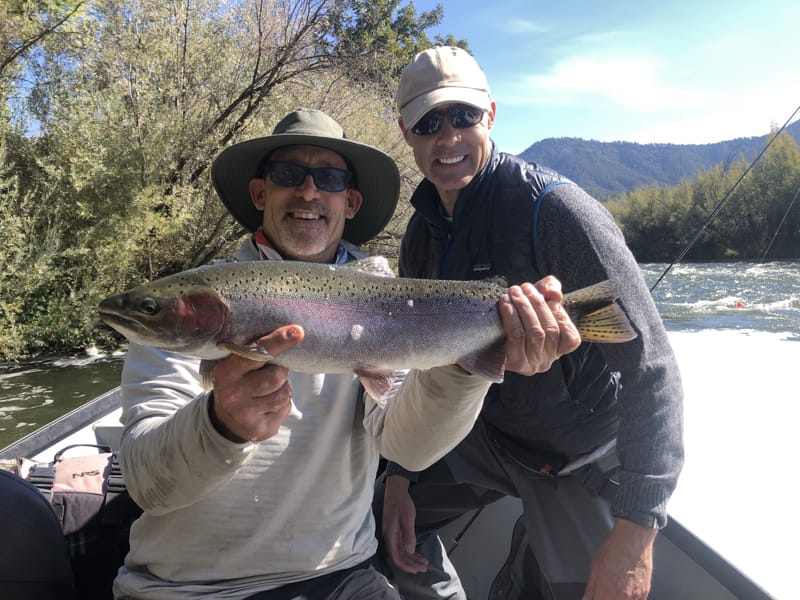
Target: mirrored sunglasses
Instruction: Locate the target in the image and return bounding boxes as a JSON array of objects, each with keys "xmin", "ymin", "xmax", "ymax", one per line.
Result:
[
  {"xmin": 411, "ymin": 104, "xmax": 485, "ymax": 136},
  {"xmin": 260, "ymin": 160, "xmax": 352, "ymax": 192}
]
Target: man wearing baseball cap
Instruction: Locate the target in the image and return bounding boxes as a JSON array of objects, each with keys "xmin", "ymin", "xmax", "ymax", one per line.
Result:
[
  {"xmin": 378, "ymin": 47, "xmax": 684, "ymax": 600},
  {"xmin": 112, "ymin": 107, "xmax": 578, "ymax": 600}
]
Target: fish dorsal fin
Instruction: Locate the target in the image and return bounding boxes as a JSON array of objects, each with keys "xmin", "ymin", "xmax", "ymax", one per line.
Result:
[
  {"xmin": 456, "ymin": 338, "xmax": 506, "ymax": 383},
  {"xmin": 482, "ymin": 275, "xmax": 508, "ymax": 287},
  {"xmin": 343, "ymin": 256, "xmax": 395, "ymax": 278}
]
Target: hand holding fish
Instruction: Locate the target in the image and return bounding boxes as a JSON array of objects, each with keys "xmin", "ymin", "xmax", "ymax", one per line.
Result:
[
  {"xmin": 208, "ymin": 325, "xmax": 304, "ymax": 443},
  {"xmin": 500, "ymin": 277, "xmax": 581, "ymax": 376}
]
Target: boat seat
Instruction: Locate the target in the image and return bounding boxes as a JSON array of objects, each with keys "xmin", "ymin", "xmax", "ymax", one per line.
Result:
[{"xmin": 0, "ymin": 469, "xmax": 76, "ymax": 599}]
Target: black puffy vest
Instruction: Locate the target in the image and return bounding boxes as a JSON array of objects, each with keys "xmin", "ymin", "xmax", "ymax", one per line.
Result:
[{"xmin": 400, "ymin": 149, "xmax": 619, "ymax": 460}]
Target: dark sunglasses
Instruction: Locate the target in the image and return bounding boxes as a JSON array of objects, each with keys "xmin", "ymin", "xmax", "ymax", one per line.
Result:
[
  {"xmin": 411, "ymin": 104, "xmax": 485, "ymax": 136},
  {"xmin": 260, "ymin": 160, "xmax": 352, "ymax": 192}
]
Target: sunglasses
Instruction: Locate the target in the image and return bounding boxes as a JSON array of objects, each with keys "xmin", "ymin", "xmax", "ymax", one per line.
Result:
[
  {"xmin": 260, "ymin": 160, "xmax": 353, "ymax": 192},
  {"xmin": 411, "ymin": 104, "xmax": 485, "ymax": 136}
]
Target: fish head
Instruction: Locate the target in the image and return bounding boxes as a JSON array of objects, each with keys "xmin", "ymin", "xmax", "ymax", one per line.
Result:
[{"xmin": 98, "ymin": 273, "xmax": 230, "ymax": 357}]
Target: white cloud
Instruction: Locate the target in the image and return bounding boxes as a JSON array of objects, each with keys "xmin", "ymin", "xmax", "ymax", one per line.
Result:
[
  {"xmin": 500, "ymin": 19, "xmax": 546, "ymax": 35},
  {"xmin": 508, "ymin": 54, "xmax": 716, "ymax": 111}
]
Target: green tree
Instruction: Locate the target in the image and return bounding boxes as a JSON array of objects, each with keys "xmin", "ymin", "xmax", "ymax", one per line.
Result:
[
  {"xmin": 324, "ymin": 0, "xmax": 468, "ymax": 97},
  {"xmin": 0, "ymin": 0, "xmax": 461, "ymax": 359}
]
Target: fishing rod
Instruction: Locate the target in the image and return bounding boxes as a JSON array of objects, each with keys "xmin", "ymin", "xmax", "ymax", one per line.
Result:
[
  {"xmin": 445, "ymin": 505, "xmax": 486, "ymax": 555},
  {"xmin": 760, "ymin": 179, "xmax": 800, "ymax": 262},
  {"xmin": 649, "ymin": 102, "xmax": 800, "ymax": 292}
]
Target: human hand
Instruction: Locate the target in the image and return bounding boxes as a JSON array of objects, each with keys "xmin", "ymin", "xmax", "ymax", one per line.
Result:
[
  {"xmin": 209, "ymin": 325, "xmax": 304, "ymax": 443},
  {"xmin": 582, "ymin": 518, "xmax": 657, "ymax": 600},
  {"xmin": 499, "ymin": 276, "xmax": 581, "ymax": 376},
  {"xmin": 382, "ymin": 475, "xmax": 428, "ymax": 574}
]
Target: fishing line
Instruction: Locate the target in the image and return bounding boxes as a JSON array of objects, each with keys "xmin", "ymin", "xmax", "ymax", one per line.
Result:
[
  {"xmin": 759, "ymin": 179, "xmax": 800, "ymax": 262},
  {"xmin": 650, "ymin": 103, "xmax": 800, "ymax": 292}
]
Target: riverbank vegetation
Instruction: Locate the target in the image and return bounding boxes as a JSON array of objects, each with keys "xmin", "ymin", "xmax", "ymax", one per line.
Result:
[
  {"xmin": 606, "ymin": 132, "xmax": 800, "ymax": 262},
  {"xmin": 1, "ymin": 1, "xmax": 799, "ymax": 360}
]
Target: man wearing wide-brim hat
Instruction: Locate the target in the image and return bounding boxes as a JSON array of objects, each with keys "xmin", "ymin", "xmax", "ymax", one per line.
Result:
[
  {"xmin": 211, "ymin": 107, "xmax": 400, "ymax": 262},
  {"xmin": 113, "ymin": 107, "xmax": 579, "ymax": 600}
]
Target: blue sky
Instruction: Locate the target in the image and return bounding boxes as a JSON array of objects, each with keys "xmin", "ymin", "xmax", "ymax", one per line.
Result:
[{"xmin": 413, "ymin": 0, "xmax": 800, "ymax": 153}]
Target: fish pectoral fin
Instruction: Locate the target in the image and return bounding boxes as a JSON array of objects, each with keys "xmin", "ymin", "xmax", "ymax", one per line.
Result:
[
  {"xmin": 576, "ymin": 304, "xmax": 638, "ymax": 343},
  {"xmin": 354, "ymin": 367, "xmax": 397, "ymax": 407},
  {"xmin": 198, "ymin": 359, "xmax": 221, "ymax": 390},
  {"xmin": 456, "ymin": 339, "xmax": 506, "ymax": 383},
  {"xmin": 216, "ymin": 342, "xmax": 275, "ymax": 362}
]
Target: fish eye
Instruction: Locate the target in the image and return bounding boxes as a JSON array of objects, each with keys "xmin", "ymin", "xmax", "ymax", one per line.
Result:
[{"xmin": 138, "ymin": 297, "xmax": 160, "ymax": 315}]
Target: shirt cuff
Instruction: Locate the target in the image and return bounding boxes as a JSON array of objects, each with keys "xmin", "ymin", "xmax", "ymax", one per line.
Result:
[{"xmin": 384, "ymin": 461, "xmax": 420, "ymax": 482}]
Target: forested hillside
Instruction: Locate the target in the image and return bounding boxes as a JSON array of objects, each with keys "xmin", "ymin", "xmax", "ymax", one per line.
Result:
[
  {"xmin": 604, "ymin": 132, "xmax": 800, "ymax": 262},
  {"xmin": 519, "ymin": 121, "xmax": 800, "ymax": 199}
]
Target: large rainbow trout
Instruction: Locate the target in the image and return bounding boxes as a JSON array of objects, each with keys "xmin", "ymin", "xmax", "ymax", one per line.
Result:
[{"xmin": 98, "ymin": 257, "xmax": 636, "ymax": 401}]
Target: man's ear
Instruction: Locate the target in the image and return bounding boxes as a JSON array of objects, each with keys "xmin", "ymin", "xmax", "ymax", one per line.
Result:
[
  {"xmin": 249, "ymin": 178, "xmax": 266, "ymax": 210},
  {"xmin": 398, "ymin": 117, "xmax": 411, "ymax": 142},
  {"xmin": 345, "ymin": 188, "xmax": 363, "ymax": 219},
  {"xmin": 486, "ymin": 101, "xmax": 497, "ymax": 130}
]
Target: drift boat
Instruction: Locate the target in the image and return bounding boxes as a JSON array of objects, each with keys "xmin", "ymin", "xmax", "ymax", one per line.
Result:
[{"xmin": 0, "ymin": 387, "xmax": 775, "ymax": 599}]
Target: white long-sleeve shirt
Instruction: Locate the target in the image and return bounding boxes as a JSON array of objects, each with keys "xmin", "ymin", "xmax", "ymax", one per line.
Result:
[{"xmin": 113, "ymin": 240, "xmax": 490, "ymax": 600}]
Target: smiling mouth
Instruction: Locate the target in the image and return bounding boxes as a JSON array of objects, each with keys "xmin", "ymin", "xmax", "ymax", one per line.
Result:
[
  {"xmin": 288, "ymin": 210, "xmax": 323, "ymax": 221},
  {"xmin": 437, "ymin": 155, "xmax": 466, "ymax": 165}
]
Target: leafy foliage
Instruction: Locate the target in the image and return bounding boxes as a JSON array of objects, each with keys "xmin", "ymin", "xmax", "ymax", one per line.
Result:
[
  {"xmin": 605, "ymin": 132, "xmax": 800, "ymax": 262},
  {"xmin": 0, "ymin": 0, "xmax": 446, "ymax": 359}
]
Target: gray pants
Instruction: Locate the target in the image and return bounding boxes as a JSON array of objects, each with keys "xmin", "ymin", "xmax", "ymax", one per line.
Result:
[{"xmin": 374, "ymin": 419, "xmax": 616, "ymax": 600}]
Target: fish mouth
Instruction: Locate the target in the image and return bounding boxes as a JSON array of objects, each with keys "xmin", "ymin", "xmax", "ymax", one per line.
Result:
[{"xmin": 98, "ymin": 310, "xmax": 148, "ymax": 335}]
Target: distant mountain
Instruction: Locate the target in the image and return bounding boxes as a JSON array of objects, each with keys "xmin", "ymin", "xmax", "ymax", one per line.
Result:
[{"xmin": 517, "ymin": 120, "xmax": 800, "ymax": 200}]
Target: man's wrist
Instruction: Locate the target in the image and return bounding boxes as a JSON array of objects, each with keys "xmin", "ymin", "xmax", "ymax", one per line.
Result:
[
  {"xmin": 383, "ymin": 462, "xmax": 420, "ymax": 482},
  {"xmin": 616, "ymin": 510, "xmax": 660, "ymax": 530},
  {"xmin": 207, "ymin": 394, "xmax": 248, "ymax": 444}
]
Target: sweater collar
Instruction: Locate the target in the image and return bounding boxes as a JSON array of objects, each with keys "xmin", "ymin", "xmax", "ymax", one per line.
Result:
[{"xmin": 252, "ymin": 228, "xmax": 362, "ymax": 264}]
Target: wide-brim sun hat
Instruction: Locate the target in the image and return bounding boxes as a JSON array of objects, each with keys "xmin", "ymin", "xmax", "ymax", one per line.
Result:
[
  {"xmin": 397, "ymin": 46, "xmax": 492, "ymax": 130},
  {"xmin": 211, "ymin": 108, "xmax": 400, "ymax": 246}
]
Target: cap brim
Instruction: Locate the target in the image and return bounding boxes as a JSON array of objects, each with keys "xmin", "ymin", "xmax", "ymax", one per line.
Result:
[
  {"xmin": 211, "ymin": 134, "xmax": 400, "ymax": 246},
  {"xmin": 400, "ymin": 88, "xmax": 492, "ymax": 131}
]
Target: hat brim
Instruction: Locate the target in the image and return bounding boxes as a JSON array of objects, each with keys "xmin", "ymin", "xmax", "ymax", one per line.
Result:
[
  {"xmin": 400, "ymin": 88, "xmax": 492, "ymax": 131},
  {"xmin": 211, "ymin": 134, "xmax": 400, "ymax": 246}
]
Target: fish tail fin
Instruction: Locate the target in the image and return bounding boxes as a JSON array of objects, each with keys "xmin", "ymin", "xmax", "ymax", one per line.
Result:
[
  {"xmin": 457, "ymin": 339, "xmax": 506, "ymax": 383},
  {"xmin": 564, "ymin": 280, "xmax": 638, "ymax": 343},
  {"xmin": 575, "ymin": 304, "xmax": 638, "ymax": 343}
]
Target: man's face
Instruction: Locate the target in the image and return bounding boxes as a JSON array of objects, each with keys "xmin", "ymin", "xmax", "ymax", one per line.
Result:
[
  {"xmin": 400, "ymin": 101, "xmax": 495, "ymax": 209},
  {"xmin": 249, "ymin": 145, "xmax": 362, "ymax": 263}
]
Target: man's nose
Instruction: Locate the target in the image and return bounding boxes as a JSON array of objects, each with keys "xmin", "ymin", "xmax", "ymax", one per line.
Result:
[
  {"xmin": 295, "ymin": 174, "xmax": 318, "ymax": 199},
  {"xmin": 435, "ymin": 119, "xmax": 461, "ymax": 143}
]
